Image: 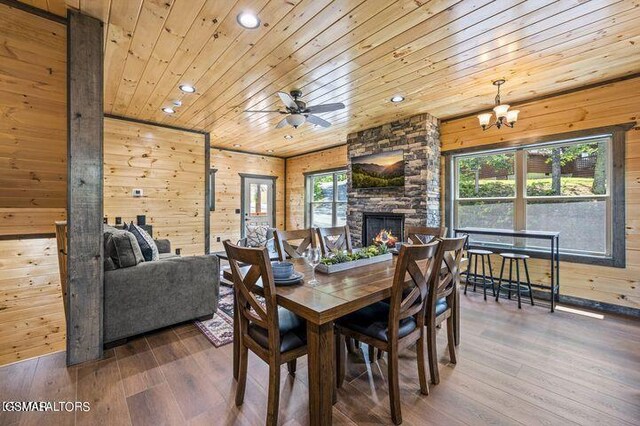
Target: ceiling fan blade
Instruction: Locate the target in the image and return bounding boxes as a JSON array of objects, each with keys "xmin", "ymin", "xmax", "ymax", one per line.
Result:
[
  {"xmin": 275, "ymin": 117, "xmax": 289, "ymax": 129},
  {"xmin": 305, "ymin": 102, "xmax": 345, "ymax": 114},
  {"xmin": 306, "ymin": 114, "xmax": 331, "ymax": 128},
  {"xmin": 277, "ymin": 91, "xmax": 298, "ymax": 110},
  {"xmin": 244, "ymin": 109, "xmax": 285, "ymax": 113}
]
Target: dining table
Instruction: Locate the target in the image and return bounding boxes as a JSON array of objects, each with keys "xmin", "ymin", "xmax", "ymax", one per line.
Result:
[{"xmin": 222, "ymin": 254, "xmax": 462, "ymax": 426}]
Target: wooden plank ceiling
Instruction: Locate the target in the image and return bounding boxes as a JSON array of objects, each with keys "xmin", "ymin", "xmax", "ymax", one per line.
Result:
[{"xmin": 18, "ymin": 0, "xmax": 640, "ymax": 157}]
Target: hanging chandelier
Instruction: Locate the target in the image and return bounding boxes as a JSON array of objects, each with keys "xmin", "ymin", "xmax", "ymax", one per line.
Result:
[{"xmin": 477, "ymin": 79, "xmax": 519, "ymax": 130}]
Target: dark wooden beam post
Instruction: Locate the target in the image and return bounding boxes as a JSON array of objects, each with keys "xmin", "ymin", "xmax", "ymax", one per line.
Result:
[
  {"xmin": 67, "ymin": 10, "xmax": 104, "ymax": 365},
  {"xmin": 205, "ymin": 133, "xmax": 211, "ymax": 254}
]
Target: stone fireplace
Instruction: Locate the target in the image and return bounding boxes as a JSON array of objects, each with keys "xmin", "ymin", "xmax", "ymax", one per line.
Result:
[
  {"xmin": 347, "ymin": 113, "xmax": 440, "ymax": 247},
  {"xmin": 362, "ymin": 212, "xmax": 404, "ymax": 247}
]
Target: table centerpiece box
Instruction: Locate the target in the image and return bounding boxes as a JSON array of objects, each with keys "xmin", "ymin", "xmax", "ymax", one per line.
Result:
[{"xmin": 316, "ymin": 245, "xmax": 393, "ymax": 274}]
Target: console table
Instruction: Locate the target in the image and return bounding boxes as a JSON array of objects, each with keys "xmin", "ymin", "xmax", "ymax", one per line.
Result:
[{"xmin": 454, "ymin": 227, "xmax": 560, "ymax": 312}]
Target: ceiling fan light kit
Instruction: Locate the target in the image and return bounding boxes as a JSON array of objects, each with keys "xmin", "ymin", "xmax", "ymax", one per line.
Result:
[
  {"xmin": 478, "ymin": 79, "xmax": 519, "ymax": 130},
  {"xmin": 245, "ymin": 90, "xmax": 345, "ymax": 129}
]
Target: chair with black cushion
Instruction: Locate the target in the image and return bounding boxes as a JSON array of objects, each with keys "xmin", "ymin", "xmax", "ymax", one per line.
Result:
[
  {"xmin": 273, "ymin": 228, "xmax": 315, "ymax": 261},
  {"xmin": 405, "ymin": 226, "xmax": 447, "ymax": 244},
  {"xmin": 496, "ymin": 252, "xmax": 534, "ymax": 309},
  {"xmin": 335, "ymin": 241, "xmax": 443, "ymax": 425},
  {"xmin": 223, "ymin": 240, "xmax": 308, "ymax": 426},
  {"xmin": 426, "ymin": 236, "xmax": 466, "ymax": 385},
  {"xmin": 464, "ymin": 248, "xmax": 496, "ymax": 300},
  {"xmin": 316, "ymin": 225, "xmax": 352, "ymax": 256}
]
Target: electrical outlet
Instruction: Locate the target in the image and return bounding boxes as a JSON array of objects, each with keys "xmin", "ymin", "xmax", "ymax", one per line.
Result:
[
  {"xmin": 132, "ymin": 188, "xmax": 143, "ymax": 197},
  {"xmin": 216, "ymin": 237, "xmax": 221, "ymax": 242},
  {"xmin": 235, "ymin": 209, "xmax": 241, "ymax": 214}
]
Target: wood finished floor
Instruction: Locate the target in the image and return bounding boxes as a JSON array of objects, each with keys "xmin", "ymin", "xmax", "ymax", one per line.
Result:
[{"xmin": 1, "ymin": 290, "xmax": 639, "ymax": 426}]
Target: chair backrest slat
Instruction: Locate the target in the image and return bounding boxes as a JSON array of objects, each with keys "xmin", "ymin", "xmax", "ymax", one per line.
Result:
[
  {"xmin": 274, "ymin": 228, "xmax": 315, "ymax": 261},
  {"xmin": 316, "ymin": 225, "xmax": 352, "ymax": 256},
  {"xmin": 405, "ymin": 226, "xmax": 447, "ymax": 244},
  {"xmin": 223, "ymin": 240, "xmax": 279, "ymax": 347},
  {"xmin": 427, "ymin": 236, "xmax": 467, "ymax": 316},
  {"xmin": 388, "ymin": 241, "xmax": 443, "ymax": 339}
]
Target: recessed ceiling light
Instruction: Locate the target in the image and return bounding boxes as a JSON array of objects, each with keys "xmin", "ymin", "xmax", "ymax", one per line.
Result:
[
  {"xmin": 179, "ymin": 84, "xmax": 196, "ymax": 93},
  {"xmin": 233, "ymin": 144, "xmax": 241, "ymax": 148},
  {"xmin": 283, "ymin": 134, "xmax": 293, "ymax": 140},
  {"xmin": 266, "ymin": 149, "xmax": 274, "ymax": 153},
  {"xmin": 390, "ymin": 95, "xmax": 405, "ymax": 103},
  {"xmin": 237, "ymin": 12, "xmax": 260, "ymax": 29},
  {"xmin": 162, "ymin": 107, "xmax": 175, "ymax": 114}
]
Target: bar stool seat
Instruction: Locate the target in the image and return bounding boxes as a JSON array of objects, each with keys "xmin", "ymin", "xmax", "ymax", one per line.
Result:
[
  {"xmin": 467, "ymin": 249, "xmax": 493, "ymax": 256},
  {"xmin": 496, "ymin": 253, "xmax": 534, "ymax": 309},
  {"xmin": 500, "ymin": 253, "xmax": 529, "ymax": 260},
  {"xmin": 464, "ymin": 249, "xmax": 496, "ymax": 300}
]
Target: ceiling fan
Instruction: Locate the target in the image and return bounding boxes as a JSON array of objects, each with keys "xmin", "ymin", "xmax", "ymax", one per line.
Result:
[{"xmin": 244, "ymin": 90, "xmax": 345, "ymax": 129}]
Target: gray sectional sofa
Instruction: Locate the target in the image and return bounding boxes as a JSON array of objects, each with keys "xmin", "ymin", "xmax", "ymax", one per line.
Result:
[{"xmin": 103, "ymin": 226, "xmax": 219, "ymax": 344}]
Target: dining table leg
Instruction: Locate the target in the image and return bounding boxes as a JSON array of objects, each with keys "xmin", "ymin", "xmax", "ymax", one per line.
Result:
[{"xmin": 307, "ymin": 321, "xmax": 334, "ymax": 426}]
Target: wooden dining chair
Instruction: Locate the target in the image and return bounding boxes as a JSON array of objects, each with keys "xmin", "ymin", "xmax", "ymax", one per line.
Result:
[
  {"xmin": 223, "ymin": 240, "xmax": 308, "ymax": 426},
  {"xmin": 405, "ymin": 226, "xmax": 447, "ymax": 244},
  {"xmin": 426, "ymin": 236, "xmax": 466, "ymax": 385},
  {"xmin": 335, "ymin": 241, "xmax": 443, "ymax": 425},
  {"xmin": 316, "ymin": 225, "xmax": 353, "ymax": 256},
  {"xmin": 273, "ymin": 228, "xmax": 315, "ymax": 261}
]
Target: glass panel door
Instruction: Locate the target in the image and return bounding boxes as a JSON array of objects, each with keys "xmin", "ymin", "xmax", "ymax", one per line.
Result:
[{"xmin": 242, "ymin": 177, "xmax": 274, "ymax": 237}]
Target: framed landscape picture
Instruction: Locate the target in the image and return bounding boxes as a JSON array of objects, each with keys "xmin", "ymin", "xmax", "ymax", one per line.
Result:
[{"xmin": 351, "ymin": 150, "xmax": 405, "ymax": 189}]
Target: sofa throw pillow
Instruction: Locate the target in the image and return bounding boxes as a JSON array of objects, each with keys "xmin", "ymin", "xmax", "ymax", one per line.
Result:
[
  {"xmin": 128, "ymin": 222, "xmax": 159, "ymax": 261},
  {"xmin": 246, "ymin": 224, "xmax": 269, "ymax": 247},
  {"xmin": 105, "ymin": 230, "xmax": 145, "ymax": 268}
]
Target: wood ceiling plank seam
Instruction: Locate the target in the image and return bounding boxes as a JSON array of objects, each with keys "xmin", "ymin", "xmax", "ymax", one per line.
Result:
[
  {"xmin": 132, "ymin": 0, "xmax": 243, "ymax": 120},
  {"xmin": 238, "ymin": 0, "xmax": 636, "ymax": 146},
  {"xmin": 207, "ymin": 0, "xmax": 481, "ymax": 132},
  {"xmin": 158, "ymin": 0, "xmax": 312, "ymax": 126},
  {"xmin": 156, "ymin": 0, "xmax": 337, "ymax": 128},
  {"xmin": 334, "ymin": 55, "xmax": 640, "ymax": 139},
  {"xmin": 140, "ymin": 0, "xmax": 269, "ymax": 123},
  {"xmin": 123, "ymin": 0, "xmax": 208, "ymax": 117},
  {"xmin": 194, "ymin": 0, "xmax": 455, "ymax": 135},
  {"xmin": 183, "ymin": 0, "xmax": 434, "ymax": 131},
  {"xmin": 156, "ymin": 0, "xmax": 344, "ymax": 123},
  {"xmin": 296, "ymin": 2, "xmax": 640, "ymax": 133},
  {"xmin": 391, "ymin": 23, "xmax": 640, "ymax": 119},
  {"xmin": 246, "ymin": 0, "xmax": 636, "ymax": 141},
  {"xmin": 293, "ymin": 0, "xmax": 566, "ymax": 110},
  {"xmin": 238, "ymin": 0, "xmax": 583, "ymax": 137},
  {"xmin": 111, "ymin": 0, "xmax": 177, "ymax": 115},
  {"xmin": 218, "ymin": 0, "xmax": 636, "ymax": 150},
  {"xmin": 103, "ymin": 0, "xmax": 145, "ymax": 113},
  {"xmin": 212, "ymin": 0, "xmax": 533, "ymax": 140}
]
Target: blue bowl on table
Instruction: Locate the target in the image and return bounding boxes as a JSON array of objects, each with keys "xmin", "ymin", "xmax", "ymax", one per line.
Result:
[{"xmin": 272, "ymin": 261, "xmax": 294, "ymax": 280}]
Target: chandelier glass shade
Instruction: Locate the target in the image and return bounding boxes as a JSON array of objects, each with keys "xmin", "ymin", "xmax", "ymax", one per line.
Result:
[{"xmin": 478, "ymin": 79, "xmax": 519, "ymax": 130}]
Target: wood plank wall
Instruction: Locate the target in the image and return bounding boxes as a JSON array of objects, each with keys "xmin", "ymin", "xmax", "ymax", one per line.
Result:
[
  {"xmin": 103, "ymin": 117, "xmax": 205, "ymax": 256},
  {"xmin": 440, "ymin": 77, "xmax": 640, "ymax": 310},
  {"xmin": 0, "ymin": 2, "xmax": 67, "ymax": 235},
  {"xmin": 285, "ymin": 145, "xmax": 348, "ymax": 230},
  {"xmin": 0, "ymin": 3, "xmax": 67, "ymax": 366},
  {"xmin": 210, "ymin": 149, "xmax": 285, "ymax": 252}
]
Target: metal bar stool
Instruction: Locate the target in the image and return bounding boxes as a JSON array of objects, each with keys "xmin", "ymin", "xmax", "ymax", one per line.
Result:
[
  {"xmin": 496, "ymin": 253, "xmax": 534, "ymax": 309},
  {"xmin": 464, "ymin": 249, "xmax": 496, "ymax": 300}
]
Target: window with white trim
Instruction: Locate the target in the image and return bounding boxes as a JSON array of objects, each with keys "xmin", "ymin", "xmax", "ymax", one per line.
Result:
[{"xmin": 305, "ymin": 170, "xmax": 347, "ymax": 228}]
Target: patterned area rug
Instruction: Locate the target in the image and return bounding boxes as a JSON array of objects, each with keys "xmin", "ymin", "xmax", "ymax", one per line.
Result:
[{"xmin": 194, "ymin": 285, "xmax": 235, "ymax": 347}]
